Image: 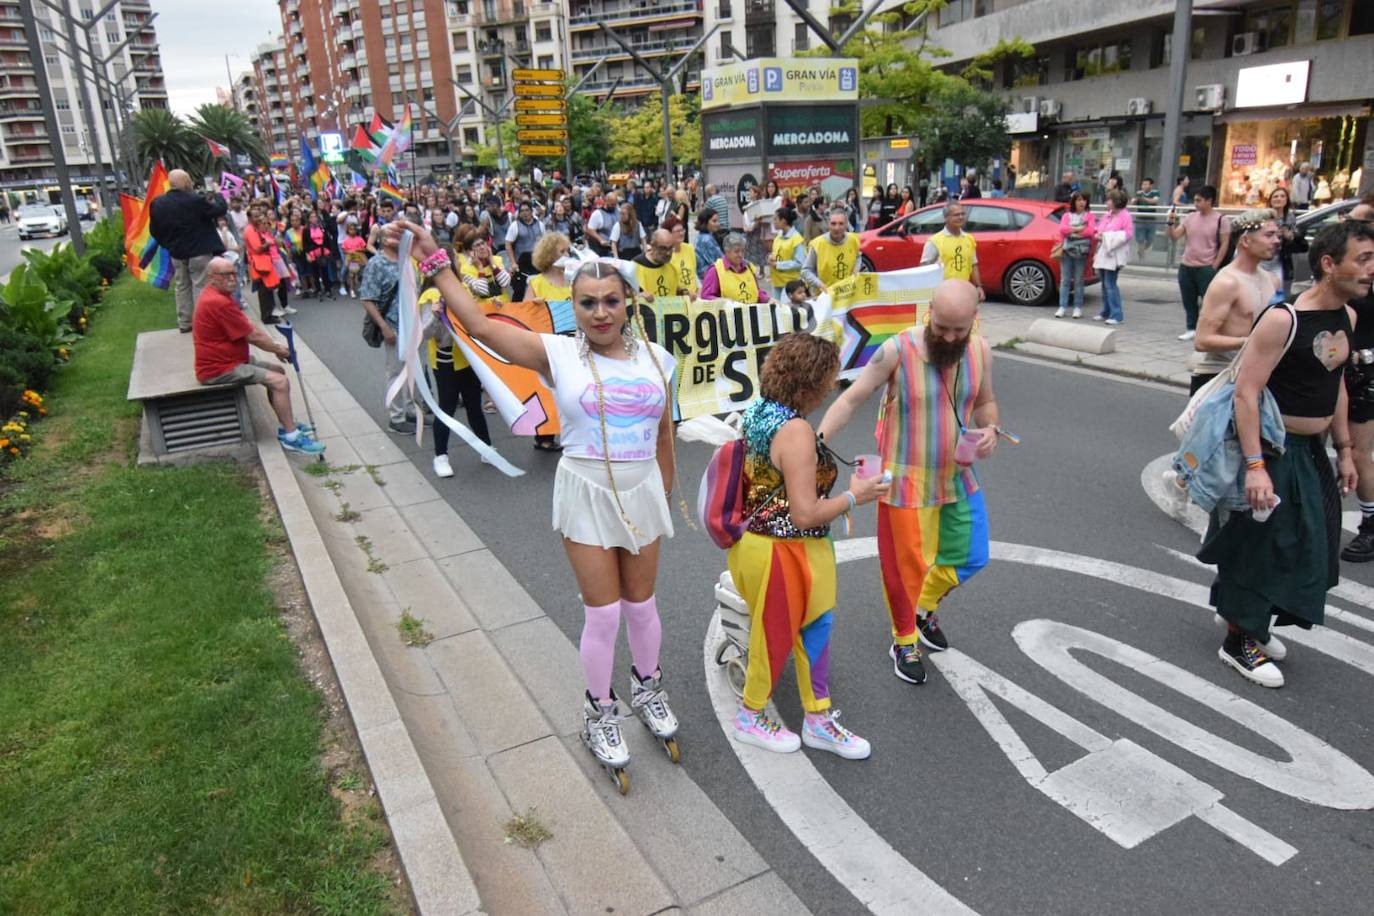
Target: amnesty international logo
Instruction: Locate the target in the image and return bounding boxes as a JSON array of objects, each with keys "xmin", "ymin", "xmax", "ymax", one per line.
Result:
[{"xmin": 951, "ymin": 245, "xmax": 968, "ymax": 275}]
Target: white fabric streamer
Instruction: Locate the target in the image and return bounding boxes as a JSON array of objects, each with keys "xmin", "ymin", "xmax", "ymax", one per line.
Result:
[{"xmin": 385, "ymin": 231, "xmax": 526, "ymax": 477}]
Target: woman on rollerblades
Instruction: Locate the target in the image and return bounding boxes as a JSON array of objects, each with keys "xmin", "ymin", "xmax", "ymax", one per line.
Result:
[
  {"xmin": 728, "ymin": 334, "xmax": 888, "ymax": 759},
  {"xmin": 392, "ymin": 219, "xmax": 679, "ymax": 793}
]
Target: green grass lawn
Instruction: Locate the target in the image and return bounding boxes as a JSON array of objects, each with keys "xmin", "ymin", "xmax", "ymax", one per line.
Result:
[{"xmin": 0, "ymin": 278, "xmax": 402, "ymax": 914}]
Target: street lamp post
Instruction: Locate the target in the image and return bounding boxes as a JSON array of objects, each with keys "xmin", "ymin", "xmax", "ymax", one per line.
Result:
[
  {"xmin": 418, "ymin": 99, "xmax": 471, "ymax": 181},
  {"xmin": 19, "ymin": 0, "xmax": 84, "ymax": 252},
  {"xmin": 452, "ymin": 79, "xmax": 513, "ymax": 177},
  {"xmin": 597, "ymin": 23, "xmax": 720, "ymax": 183}
]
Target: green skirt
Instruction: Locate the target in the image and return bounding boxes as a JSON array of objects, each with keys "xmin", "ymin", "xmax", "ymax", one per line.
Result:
[{"xmin": 1197, "ymin": 434, "xmax": 1340, "ymax": 637}]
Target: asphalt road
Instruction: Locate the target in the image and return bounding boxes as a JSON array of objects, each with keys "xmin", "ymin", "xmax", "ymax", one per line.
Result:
[
  {"xmin": 0, "ymin": 222, "xmax": 69, "ymax": 278},
  {"xmin": 290, "ymin": 291, "xmax": 1374, "ymax": 915}
]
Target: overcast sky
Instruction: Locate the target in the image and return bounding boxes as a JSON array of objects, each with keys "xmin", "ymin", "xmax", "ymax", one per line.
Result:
[{"xmin": 154, "ymin": 1, "xmax": 282, "ymax": 116}]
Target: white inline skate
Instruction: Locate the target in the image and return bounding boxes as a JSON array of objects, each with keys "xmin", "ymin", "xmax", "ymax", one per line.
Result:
[
  {"xmin": 713, "ymin": 570, "xmax": 751, "ymax": 699},
  {"xmin": 629, "ymin": 666, "xmax": 681, "ymax": 763},
  {"xmin": 581, "ymin": 690, "xmax": 631, "ymax": 795}
]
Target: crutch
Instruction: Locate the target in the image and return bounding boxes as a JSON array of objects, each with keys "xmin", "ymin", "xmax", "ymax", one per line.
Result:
[{"xmin": 274, "ymin": 321, "xmax": 324, "ymax": 462}]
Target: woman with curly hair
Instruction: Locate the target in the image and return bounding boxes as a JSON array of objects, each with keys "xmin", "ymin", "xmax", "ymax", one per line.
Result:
[{"xmin": 728, "ymin": 333, "xmax": 888, "ymax": 758}]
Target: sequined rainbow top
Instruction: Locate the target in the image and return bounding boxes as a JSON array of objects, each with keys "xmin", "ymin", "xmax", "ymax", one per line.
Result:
[{"xmin": 740, "ymin": 398, "xmax": 837, "ymax": 539}]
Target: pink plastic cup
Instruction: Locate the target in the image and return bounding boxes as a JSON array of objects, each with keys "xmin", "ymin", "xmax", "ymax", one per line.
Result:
[
  {"xmin": 954, "ymin": 430, "xmax": 981, "ymax": 466},
  {"xmin": 856, "ymin": 454, "xmax": 882, "ymax": 479}
]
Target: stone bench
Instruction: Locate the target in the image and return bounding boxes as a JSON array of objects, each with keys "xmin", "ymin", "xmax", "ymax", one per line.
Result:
[{"xmin": 127, "ymin": 329, "xmax": 255, "ymax": 466}]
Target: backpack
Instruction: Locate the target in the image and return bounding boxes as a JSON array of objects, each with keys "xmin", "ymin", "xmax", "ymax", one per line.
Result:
[{"xmin": 696, "ymin": 434, "xmax": 787, "ymax": 549}]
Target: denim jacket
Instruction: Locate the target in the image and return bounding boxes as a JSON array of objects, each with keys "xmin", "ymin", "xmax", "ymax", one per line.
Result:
[{"xmin": 1172, "ymin": 381, "xmax": 1287, "ymax": 512}]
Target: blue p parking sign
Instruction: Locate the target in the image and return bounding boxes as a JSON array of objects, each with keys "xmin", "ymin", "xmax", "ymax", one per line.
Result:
[{"xmin": 764, "ymin": 67, "xmax": 783, "ymax": 92}]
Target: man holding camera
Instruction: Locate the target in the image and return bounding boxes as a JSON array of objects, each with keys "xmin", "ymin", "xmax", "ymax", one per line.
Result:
[{"xmin": 149, "ymin": 169, "xmax": 227, "ymax": 332}]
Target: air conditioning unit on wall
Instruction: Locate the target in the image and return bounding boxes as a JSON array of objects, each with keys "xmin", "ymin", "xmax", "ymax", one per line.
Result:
[
  {"xmin": 1038, "ymin": 98, "xmax": 1062, "ymax": 119},
  {"xmin": 1020, "ymin": 96, "xmax": 1040, "ymax": 114},
  {"xmin": 1232, "ymin": 31, "xmax": 1266, "ymax": 56},
  {"xmin": 1195, "ymin": 84, "xmax": 1225, "ymax": 110},
  {"xmin": 1126, "ymin": 97, "xmax": 1152, "ymax": 116}
]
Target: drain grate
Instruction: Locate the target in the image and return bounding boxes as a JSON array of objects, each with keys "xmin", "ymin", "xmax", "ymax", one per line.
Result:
[{"xmin": 155, "ymin": 390, "xmax": 248, "ymax": 453}]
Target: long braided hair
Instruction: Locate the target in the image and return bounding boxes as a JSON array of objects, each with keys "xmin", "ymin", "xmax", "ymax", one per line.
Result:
[{"xmin": 571, "ymin": 260, "xmax": 687, "ymax": 538}]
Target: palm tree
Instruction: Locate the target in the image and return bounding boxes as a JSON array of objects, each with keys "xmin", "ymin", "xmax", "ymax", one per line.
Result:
[
  {"xmin": 131, "ymin": 108, "xmax": 196, "ymax": 181},
  {"xmin": 187, "ymin": 103, "xmax": 267, "ymax": 175}
]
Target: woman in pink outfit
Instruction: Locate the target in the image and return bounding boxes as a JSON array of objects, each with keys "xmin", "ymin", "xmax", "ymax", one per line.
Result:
[{"xmin": 1055, "ymin": 192, "xmax": 1096, "ymax": 318}]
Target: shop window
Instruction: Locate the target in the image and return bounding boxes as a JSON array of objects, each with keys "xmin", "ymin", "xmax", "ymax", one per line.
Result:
[
  {"xmin": 1239, "ymin": 4, "xmax": 1294, "ymax": 52},
  {"xmin": 1066, "ymin": 39, "xmax": 1131, "ymax": 81},
  {"xmin": 1003, "ymin": 55, "xmax": 1048, "ymax": 89}
]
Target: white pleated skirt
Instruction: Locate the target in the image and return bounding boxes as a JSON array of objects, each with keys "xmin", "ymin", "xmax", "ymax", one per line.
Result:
[{"xmin": 552, "ymin": 456, "xmax": 674, "ymax": 553}]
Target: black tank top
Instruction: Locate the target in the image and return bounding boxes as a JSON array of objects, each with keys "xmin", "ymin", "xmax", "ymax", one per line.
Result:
[{"xmin": 1267, "ymin": 305, "xmax": 1352, "ymax": 418}]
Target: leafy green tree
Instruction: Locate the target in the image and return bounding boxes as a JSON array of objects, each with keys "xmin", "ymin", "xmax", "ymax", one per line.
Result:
[
  {"xmin": 910, "ymin": 80, "xmax": 1014, "ymax": 175},
  {"xmin": 131, "ymin": 108, "xmax": 196, "ymax": 179},
  {"xmin": 606, "ymin": 94, "xmax": 699, "ymax": 171},
  {"xmin": 566, "ymin": 92, "xmax": 611, "ymax": 175},
  {"xmin": 186, "ymin": 103, "xmax": 267, "ymax": 175}
]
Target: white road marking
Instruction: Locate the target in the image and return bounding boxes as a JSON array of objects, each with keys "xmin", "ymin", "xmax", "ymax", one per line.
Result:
[
  {"xmin": 932, "ymin": 648, "xmax": 1296, "ymax": 864},
  {"xmin": 1015, "ymin": 620, "xmax": 1374, "ymax": 809},
  {"xmin": 701, "ymin": 612, "xmax": 978, "ymax": 916}
]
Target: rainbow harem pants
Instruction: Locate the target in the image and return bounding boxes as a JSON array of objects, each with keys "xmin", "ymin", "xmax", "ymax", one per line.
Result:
[
  {"xmin": 727, "ymin": 531, "xmax": 837, "ymax": 714},
  {"xmin": 878, "ymin": 491, "xmax": 989, "ymax": 647}
]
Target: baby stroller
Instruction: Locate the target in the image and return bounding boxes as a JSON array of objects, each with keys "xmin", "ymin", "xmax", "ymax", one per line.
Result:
[{"xmin": 712, "ymin": 570, "xmax": 750, "ymax": 699}]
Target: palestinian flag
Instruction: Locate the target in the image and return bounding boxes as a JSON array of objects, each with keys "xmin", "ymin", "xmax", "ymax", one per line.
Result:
[{"xmin": 205, "ymin": 137, "xmax": 230, "ymax": 158}]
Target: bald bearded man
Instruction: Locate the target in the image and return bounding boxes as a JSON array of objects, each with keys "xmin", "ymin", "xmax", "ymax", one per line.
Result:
[{"xmin": 149, "ymin": 168, "xmax": 228, "ymax": 332}]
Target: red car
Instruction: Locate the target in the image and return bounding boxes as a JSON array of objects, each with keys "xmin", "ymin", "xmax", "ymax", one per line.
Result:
[{"xmin": 858, "ymin": 199, "xmax": 1095, "ymax": 306}]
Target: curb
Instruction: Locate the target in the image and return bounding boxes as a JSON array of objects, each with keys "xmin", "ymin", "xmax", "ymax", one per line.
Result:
[{"xmin": 246, "ymin": 393, "xmax": 485, "ymax": 916}]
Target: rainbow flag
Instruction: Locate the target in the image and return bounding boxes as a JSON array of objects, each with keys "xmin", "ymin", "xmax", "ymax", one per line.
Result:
[
  {"xmin": 284, "ymin": 227, "xmax": 304, "ymax": 256},
  {"xmin": 270, "ymin": 152, "xmax": 289, "ymax": 171},
  {"xmin": 310, "ymin": 159, "xmax": 333, "ymax": 199},
  {"xmin": 121, "ymin": 161, "xmax": 173, "ymax": 289},
  {"xmin": 377, "ymin": 105, "xmax": 411, "ymax": 167},
  {"xmin": 376, "ymin": 182, "xmax": 406, "ymax": 207}
]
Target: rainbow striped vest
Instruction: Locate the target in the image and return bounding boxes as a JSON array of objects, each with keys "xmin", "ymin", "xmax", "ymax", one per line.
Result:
[{"xmin": 875, "ymin": 327, "xmax": 984, "ymax": 508}]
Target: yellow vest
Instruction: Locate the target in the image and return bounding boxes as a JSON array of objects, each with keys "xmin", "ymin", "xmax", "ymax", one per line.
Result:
[
  {"xmin": 929, "ymin": 230, "xmax": 977, "ymax": 281},
  {"xmin": 808, "ymin": 232, "xmax": 861, "ymax": 287},
  {"xmin": 671, "ymin": 245, "xmax": 699, "ymax": 294},
  {"xmin": 771, "ymin": 231, "xmax": 805, "ymax": 286},
  {"xmin": 635, "ymin": 258, "xmax": 680, "ymax": 298},
  {"xmin": 459, "ymin": 253, "xmax": 511, "ymax": 303},
  {"xmin": 527, "ymin": 273, "xmax": 571, "ymax": 302},
  {"xmin": 421, "ymin": 287, "xmax": 469, "ymax": 371},
  {"xmin": 714, "ymin": 258, "xmax": 759, "ymax": 304}
]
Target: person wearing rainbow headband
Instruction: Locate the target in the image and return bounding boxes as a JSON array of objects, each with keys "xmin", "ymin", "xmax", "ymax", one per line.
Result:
[{"xmin": 818, "ymin": 279, "xmax": 1000, "ymax": 685}]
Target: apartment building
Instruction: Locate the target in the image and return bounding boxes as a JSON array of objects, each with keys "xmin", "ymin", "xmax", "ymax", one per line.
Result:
[
  {"xmin": 707, "ymin": 0, "xmax": 857, "ymax": 64},
  {"xmin": 928, "ymin": 0, "xmax": 1374, "ymax": 203},
  {"xmin": 248, "ymin": 40, "xmax": 295, "ymax": 157},
  {"xmin": 566, "ymin": 0, "xmax": 705, "ymax": 101},
  {"xmin": 0, "ymin": 0, "xmax": 167, "ymax": 193}
]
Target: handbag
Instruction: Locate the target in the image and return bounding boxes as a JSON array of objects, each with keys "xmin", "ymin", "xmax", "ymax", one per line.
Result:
[
  {"xmin": 1169, "ymin": 302, "xmax": 1297, "ymax": 441},
  {"xmin": 1049, "ymin": 242, "xmax": 1064, "ymax": 259}
]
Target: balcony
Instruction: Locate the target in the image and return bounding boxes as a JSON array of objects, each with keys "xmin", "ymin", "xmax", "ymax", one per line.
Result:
[
  {"xmin": 289, "ymin": 18, "xmax": 303, "ymax": 38},
  {"xmin": 0, "ymin": 30, "xmax": 27, "ymax": 48},
  {"xmin": 339, "ymin": 52, "xmax": 357, "ymax": 69},
  {"xmin": 577, "ymin": 74, "xmax": 658, "ymax": 94},
  {"xmin": 571, "ymin": 37, "xmax": 693, "ymax": 62},
  {"xmin": 569, "ymin": 0, "xmax": 702, "ymax": 31},
  {"xmin": 295, "ymin": 62, "xmax": 310, "ymax": 80},
  {"xmin": 332, "ymin": 0, "xmax": 349, "ymax": 15},
  {"xmin": 477, "ymin": 0, "xmax": 529, "ymax": 26},
  {"xmin": 0, "ymin": 105, "xmax": 43, "ymax": 121},
  {"xmin": 346, "ymin": 82, "xmax": 362, "ymax": 98},
  {"xmin": 2, "ymin": 125, "xmax": 46, "ymax": 142},
  {"xmin": 302, "ymin": 105, "xmax": 316, "ymax": 118}
]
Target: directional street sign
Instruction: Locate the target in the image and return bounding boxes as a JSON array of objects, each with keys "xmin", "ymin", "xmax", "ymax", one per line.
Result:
[
  {"xmin": 519, "ymin": 144, "xmax": 567, "ymax": 157},
  {"xmin": 512, "ymin": 68, "xmax": 565, "ymax": 83},
  {"xmin": 515, "ymin": 113, "xmax": 568, "ymax": 127},
  {"xmin": 517, "ymin": 128, "xmax": 569, "ymax": 142},
  {"xmin": 515, "ymin": 97, "xmax": 567, "ymax": 113},
  {"xmin": 513, "ymin": 83, "xmax": 563, "ymax": 98}
]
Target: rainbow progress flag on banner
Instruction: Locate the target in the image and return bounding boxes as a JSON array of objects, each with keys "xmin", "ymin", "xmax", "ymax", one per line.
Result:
[
  {"xmin": 270, "ymin": 152, "xmax": 289, "ymax": 171},
  {"xmin": 121, "ymin": 161, "xmax": 173, "ymax": 289}
]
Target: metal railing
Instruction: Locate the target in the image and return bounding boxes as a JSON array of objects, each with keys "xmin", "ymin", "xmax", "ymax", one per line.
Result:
[
  {"xmin": 569, "ymin": 0, "xmax": 702, "ymax": 26},
  {"xmin": 571, "ymin": 37, "xmax": 688, "ymax": 60}
]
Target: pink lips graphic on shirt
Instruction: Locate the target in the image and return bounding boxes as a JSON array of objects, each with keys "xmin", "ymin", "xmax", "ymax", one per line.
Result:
[{"xmin": 579, "ymin": 378, "xmax": 664, "ymax": 428}]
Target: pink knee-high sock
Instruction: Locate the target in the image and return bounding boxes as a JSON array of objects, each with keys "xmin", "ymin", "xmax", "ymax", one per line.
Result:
[
  {"xmin": 621, "ymin": 595, "xmax": 662, "ymax": 679},
  {"xmin": 580, "ymin": 601, "xmax": 621, "ymax": 701}
]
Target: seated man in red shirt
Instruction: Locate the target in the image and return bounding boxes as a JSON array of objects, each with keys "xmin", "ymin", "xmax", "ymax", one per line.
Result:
[{"xmin": 193, "ymin": 257, "xmax": 325, "ymax": 455}]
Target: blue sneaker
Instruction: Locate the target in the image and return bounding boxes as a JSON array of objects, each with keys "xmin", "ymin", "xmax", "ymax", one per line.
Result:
[
  {"xmin": 278, "ymin": 422, "xmax": 316, "ymax": 436},
  {"xmin": 279, "ymin": 431, "xmax": 325, "ymax": 455}
]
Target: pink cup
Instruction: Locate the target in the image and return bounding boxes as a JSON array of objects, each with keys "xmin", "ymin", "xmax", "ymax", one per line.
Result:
[
  {"xmin": 954, "ymin": 430, "xmax": 981, "ymax": 466},
  {"xmin": 856, "ymin": 454, "xmax": 882, "ymax": 479}
]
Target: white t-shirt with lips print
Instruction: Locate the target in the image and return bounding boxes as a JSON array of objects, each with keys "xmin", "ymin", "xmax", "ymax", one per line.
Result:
[{"xmin": 538, "ymin": 334, "xmax": 675, "ymax": 461}]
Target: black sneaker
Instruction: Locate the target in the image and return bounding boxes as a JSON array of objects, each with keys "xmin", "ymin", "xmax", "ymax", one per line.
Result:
[
  {"xmin": 387, "ymin": 418, "xmax": 416, "ymax": 434},
  {"xmin": 889, "ymin": 643, "xmax": 927, "ymax": 684},
  {"xmin": 1341, "ymin": 518, "xmax": 1374, "ymax": 562},
  {"xmin": 1218, "ymin": 635, "xmax": 1283, "ymax": 688},
  {"xmin": 918, "ymin": 613, "xmax": 949, "ymax": 652}
]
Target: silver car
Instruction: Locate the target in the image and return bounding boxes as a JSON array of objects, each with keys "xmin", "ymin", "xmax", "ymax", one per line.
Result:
[
  {"xmin": 16, "ymin": 203, "xmax": 68, "ymax": 240},
  {"xmin": 1290, "ymin": 199, "xmax": 1362, "ymax": 286}
]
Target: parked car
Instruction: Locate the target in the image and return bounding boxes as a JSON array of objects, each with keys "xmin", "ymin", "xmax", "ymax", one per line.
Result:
[
  {"xmin": 16, "ymin": 204, "xmax": 68, "ymax": 240},
  {"xmin": 858, "ymin": 199, "xmax": 1095, "ymax": 306},
  {"xmin": 1290, "ymin": 198, "xmax": 1362, "ymax": 287}
]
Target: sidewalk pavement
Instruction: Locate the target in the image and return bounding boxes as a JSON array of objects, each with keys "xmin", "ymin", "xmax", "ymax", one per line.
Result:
[
  {"xmin": 255, "ymin": 333, "xmax": 808, "ymax": 916},
  {"xmin": 977, "ymin": 266, "xmax": 1199, "ymax": 389}
]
